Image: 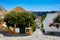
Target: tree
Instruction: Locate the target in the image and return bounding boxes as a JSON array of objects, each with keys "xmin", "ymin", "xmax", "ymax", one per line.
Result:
[
  {"xmin": 4, "ymin": 11, "xmax": 37, "ymax": 28},
  {"xmin": 53, "ymin": 15, "xmax": 60, "ymax": 23},
  {"xmin": 53, "ymin": 15, "xmax": 60, "ymax": 28}
]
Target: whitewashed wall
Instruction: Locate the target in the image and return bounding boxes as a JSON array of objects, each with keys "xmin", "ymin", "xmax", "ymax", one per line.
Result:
[
  {"xmin": 9, "ymin": 27, "xmax": 13, "ymax": 31},
  {"xmin": 15, "ymin": 28, "xmax": 20, "ymax": 33},
  {"xmin": 43, "ymin": 13, "xmax": 60, "ymax": 32}
]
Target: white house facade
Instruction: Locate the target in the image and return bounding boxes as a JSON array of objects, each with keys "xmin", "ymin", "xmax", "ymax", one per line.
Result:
[{"xmin": 43, "ymin": 13, "xmax": 60, "ymax": 33}]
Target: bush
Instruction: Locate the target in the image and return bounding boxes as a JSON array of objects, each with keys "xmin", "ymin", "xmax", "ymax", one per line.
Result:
[
  {"xmin": 41, "ymin": 23, "xmax": 45, "ymax": 33},
  {"xmin": 32, "ymin": 26, "xmax": 36, "ymax": 32},
  {"xmin": 41, "ymin": 23, "xmax": 43, "ymax": 28},
  {"xmin": 41, "ymin": 28, "xmax": 45, "ymax": 33},
  {"xmin": 31, "ymin": 23, "xmax": 36, "ymax": 32},
  {"xmin": 41, "ymin": 16, "xmax": 46, "ymax": 23},
  {"xmin": 0, "ymin": 18, "xmax": 3, "ymax": 22}
]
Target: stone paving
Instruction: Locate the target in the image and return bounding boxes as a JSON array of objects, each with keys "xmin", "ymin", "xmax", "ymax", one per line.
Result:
[{"xmin": 0, "ymin": 28, "xmax": 60, "ymax": 40}]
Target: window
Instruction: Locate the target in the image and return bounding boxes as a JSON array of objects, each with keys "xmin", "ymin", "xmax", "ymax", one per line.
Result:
[{"xmin": 26, "ymin": 29, "xmax": 29, "ymax": 32}]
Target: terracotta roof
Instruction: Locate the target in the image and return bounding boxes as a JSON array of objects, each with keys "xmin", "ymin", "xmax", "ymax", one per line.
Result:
[{"xmin": 11, "ymin": 7, "xmax": 26, "ymax": 13}]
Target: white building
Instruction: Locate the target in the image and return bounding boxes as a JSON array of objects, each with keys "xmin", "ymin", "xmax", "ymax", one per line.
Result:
[
  {"xmin": 43, "ymin": 13, "xmax": 60, "ymax": 33},
  {"xmin": 35, "ymin": 17, "xmax": 41, "ymax": 25}
]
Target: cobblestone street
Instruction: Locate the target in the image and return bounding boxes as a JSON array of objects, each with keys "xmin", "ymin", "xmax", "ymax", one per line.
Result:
[{"xmin": 0, "ymin": 28, "xmax": 60, "ymax": 40}]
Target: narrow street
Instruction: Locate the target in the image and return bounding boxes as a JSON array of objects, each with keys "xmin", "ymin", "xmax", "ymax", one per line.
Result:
[{"xmin": 0, "ymin": 27, "xmax": 60, "ymax": 40}]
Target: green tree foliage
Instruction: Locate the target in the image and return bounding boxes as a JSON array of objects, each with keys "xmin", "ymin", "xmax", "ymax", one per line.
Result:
[
  {"xmin": 41, "ymin": 23, "xmax": 43, "ymax": 28},
  {"xmin": 53, "ymin": 15, "xmax": 60, "ymax": 23},
  {"xmin": 41, "ymin": 16, "xmax": 46, "ymax": 23},
  {"xmin": 4, "ymin": 11, "xmax": 37, "ymax": 28},
  {"xmin": 0, "ymin": 15, "xmax": 3, "ymax": 22},
  {"xmin": 53, "ymin": 15, "xmax": 60, "ymax": 28},
  {"xmin": 0, "ymin": 8, "xmax": 2, "ymax": 11},
  {"xmin": 0, "ymin": 18, "xmax": 3, "ymax": 22}
]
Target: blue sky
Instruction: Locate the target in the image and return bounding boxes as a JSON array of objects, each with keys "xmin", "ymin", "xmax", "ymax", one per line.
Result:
[{"xmin": 0, "ymin": 0, "xmax": 60, "ymax": 11}]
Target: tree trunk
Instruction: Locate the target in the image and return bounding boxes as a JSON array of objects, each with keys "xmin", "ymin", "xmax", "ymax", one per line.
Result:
[
  {"xmin": 29, "ymin": 22, "xmax": 30, "ymax": 27},
  {"xmin": 14, "ymin": 24, "xmax": 16, "ymax": 32}
]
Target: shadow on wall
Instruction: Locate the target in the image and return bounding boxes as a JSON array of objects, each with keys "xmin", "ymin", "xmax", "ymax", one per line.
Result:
[{"xmin": 43, "ymin": 32, "xmax": 60, "ymax": 37}]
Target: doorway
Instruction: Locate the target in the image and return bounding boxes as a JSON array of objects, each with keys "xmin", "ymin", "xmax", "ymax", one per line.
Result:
[{"xmin": 20, "ymin": 27, "xmax": 25, "ymax": 34}]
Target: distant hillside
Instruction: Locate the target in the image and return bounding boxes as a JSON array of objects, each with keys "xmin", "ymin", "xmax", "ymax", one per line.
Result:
[
  {"xmin": 32, "ymin": 11, "xmax": 57, "ymax": 16},
  {"xmin": 0, "ymin": 5, "xmax": 6, "ymax": 11}
]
